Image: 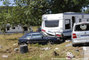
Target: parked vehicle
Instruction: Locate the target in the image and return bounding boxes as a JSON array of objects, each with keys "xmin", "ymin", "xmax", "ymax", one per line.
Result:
[
  {"xmin": 72, "ymin": 22, "xmax": 89, "ymax": 46},
  {"xmin": 41, "ymin": 12, "xmax": 89, "ymax": 41},
  {"xmin": 18, "ymin": 32, "xmax": 59, "ymax": 45}
]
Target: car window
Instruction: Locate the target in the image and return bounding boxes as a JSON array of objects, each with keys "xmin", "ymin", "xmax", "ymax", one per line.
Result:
[
  {"xmin": 74, "ymin": 23, "xmax": 89, "ymax": 31},
  {"xmin": 26, "ymin": 35, "xmax": 31, "ymax": 38},
  {"xmin": 32, "ymin": 34, "xmax": 42, "ymax": 38}
]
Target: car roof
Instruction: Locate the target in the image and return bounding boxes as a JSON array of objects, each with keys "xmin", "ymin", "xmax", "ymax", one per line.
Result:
[
  {"xmin": 26, "ymin": 32, "xmax": 42, "ymax": 35},
  {"xmin": 74, "ymin": 22, "xmax": 89, "ymax": 25},
  {"xmin": 21, "ymin": 32, "xmax": 42, "ymax": 37}
]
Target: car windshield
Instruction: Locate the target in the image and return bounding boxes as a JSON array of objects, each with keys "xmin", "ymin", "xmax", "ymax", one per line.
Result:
[
  {"xmin": 74, "ymin": 23, "xmax": 89, "ymax": 31},
  {"xmin": 45, "ymin": 20, "xmax": 59, "ymax": 27},
  {"xmin": 22, "ymin": 34, "xmax": 31, "ymax": 38}
]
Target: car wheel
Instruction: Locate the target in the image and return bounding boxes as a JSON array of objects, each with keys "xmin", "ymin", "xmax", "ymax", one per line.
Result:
[
  {"xmin": 72, "ymin": 44, "xmax": 77, "ymax": 47},
  {"xmin": 48, "ymin": 41, "xmax": 54, "ymax": 44},
  {"xmin": 26, "ymin": 41, "xmax": 29, "ymax": 44},
  {"xmin": 60, "ymin": 35, "xmax": 65, "ymax": 42},
  {"xmin": 60, "ymin": 37, "xmax": 65, "ymax": 42},
  {"xmin": 61, "ymin": 38, "xmax": 65, "ymax": 42}
]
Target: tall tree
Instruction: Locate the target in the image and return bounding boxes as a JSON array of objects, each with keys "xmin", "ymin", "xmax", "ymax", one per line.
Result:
[
  {"xmin": 51, "ymin": 0, "xmax": 89, "ymax": 13},
  {"xmin": 0, "ymin": 0, "xmax": 89, "ymax": 27}
]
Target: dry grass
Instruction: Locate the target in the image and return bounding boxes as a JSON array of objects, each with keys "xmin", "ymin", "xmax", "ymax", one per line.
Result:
[{"xmin": 0, "ymin": 33, "xmax": 83, "ymax": 60}]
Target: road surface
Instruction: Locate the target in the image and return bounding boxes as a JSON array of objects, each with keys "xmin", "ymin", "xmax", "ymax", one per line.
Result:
[{"xmin": 83, "ymin": 47, "xmax": 89, "ymax": 60}]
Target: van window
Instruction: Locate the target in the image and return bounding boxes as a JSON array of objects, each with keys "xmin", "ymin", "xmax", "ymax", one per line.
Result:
[
  {"xmin": 45, "ymin": 20, "xmax": 59, "ymax": 27},
  {"xmin": 65, "ymin": 19, "xmax": 71, "ymax": 29},
  {"xmin": 87, "ymin": 19, "xmax": 89, "ymax": 21},
  {"xmin": 75, "ymin": 23, "xmax": 89, "ymax": 31},
  {"xmin": 79, "ymin": 19, "xmax": 81, "ymax": 22}
]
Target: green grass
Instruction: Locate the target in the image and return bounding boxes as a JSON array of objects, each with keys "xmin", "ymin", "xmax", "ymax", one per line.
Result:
[{"xmin": 0, "ymin": 29, "xmax": 83, "ymax": 60}]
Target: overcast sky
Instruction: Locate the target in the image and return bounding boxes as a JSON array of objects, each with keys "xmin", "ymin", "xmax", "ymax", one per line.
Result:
[
  {"xmin": 0, "ymin": 0, "xmax": 15, "ymax": 6},
  {"xmin": 0, "ymin": 1, "xmax": 3, "ymax": 6}
]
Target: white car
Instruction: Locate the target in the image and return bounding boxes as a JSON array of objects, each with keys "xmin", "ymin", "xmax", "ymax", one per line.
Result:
[{"xmin": 72, "ymin": 22, "xmax": 89, "ymax": 46}]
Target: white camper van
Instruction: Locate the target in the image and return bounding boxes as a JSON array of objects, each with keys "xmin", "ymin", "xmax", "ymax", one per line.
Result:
[{"xmin": 41, "ymin": 12, "xmax": 89, "ymax": 40}]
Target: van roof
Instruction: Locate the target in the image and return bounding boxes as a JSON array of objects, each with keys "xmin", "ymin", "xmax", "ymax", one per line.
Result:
[
  {"xmin": 64, "ymin": 12, "xmax": 89, "ymax": 15},
  {"xmin": 43, "ymin": 12, "xmax": 89, "ymax": 15},
  {"xmin": 42, "ymin": 12, "xmax": 89, "ymax": 20}
]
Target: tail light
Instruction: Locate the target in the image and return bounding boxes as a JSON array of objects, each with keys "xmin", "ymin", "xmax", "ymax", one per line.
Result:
[
  {"xmin": 41, "ymin": 29, "xmax": 45, "ymax": 32},
  {"xmin": 72, "ymin": 33, "xmax": 77, "ymax": 38},
  {"xmin": 56, "ymin": 34, "xmax": 61, "ymax": 37}
]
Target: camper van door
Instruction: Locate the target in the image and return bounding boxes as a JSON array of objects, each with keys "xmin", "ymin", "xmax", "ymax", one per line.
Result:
[{"xmin": 63, "ymin": 19, "xmax": 72, "ymax": 36}]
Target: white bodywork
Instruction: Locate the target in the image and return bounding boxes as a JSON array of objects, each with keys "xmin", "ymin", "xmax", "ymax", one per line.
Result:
[
  {"xmin": 41, "ymin": 12, "xmax": 89, "ymax": 37},
  {"xmin": 72, "ymin": 22, "xmax": 89, "ymax": 44}
]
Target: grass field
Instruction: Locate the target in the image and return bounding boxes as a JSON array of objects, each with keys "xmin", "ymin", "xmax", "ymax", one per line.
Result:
[{"xmin": 0, "ymin": 33, "xmax": 83, "ymax": 60}]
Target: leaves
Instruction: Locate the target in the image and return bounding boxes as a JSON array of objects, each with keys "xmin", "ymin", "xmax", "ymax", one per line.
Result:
[{"xmin": 0, "ymin": 0, "xmax": 89, "ymax": 28}]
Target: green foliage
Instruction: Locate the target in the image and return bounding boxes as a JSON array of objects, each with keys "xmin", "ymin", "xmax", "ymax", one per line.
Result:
[
  {"xmin": 0, "ymin": 0, "xmax": 89, "ymax": 28},
  {"xmin": 84, "ymin": 9, "xmax": 89, "ymax": 13},
  {"xmin": 51, "ymin": 0, "xmax": 89, "ymax": 13},
  {"xmin": 3, "ymin": 0, "xmax": 11, "ymax": 6}
]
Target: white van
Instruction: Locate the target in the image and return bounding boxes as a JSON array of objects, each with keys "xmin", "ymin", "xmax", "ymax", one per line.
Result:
[
  {"xmin": 72, "ymin": 22, "xmax": 89, "ymax": 46},
  {"xmin": 41, "ymin": 12, "xmax": 89, "ymax": 40}
]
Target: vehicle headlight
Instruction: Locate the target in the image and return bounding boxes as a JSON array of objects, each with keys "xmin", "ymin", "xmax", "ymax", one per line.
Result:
[{"xmin": 27, "ymin": 37, "xmax": 30, "ymax": 39}]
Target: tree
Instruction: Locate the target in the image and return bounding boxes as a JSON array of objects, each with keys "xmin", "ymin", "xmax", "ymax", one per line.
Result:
[
  {"xmin": 14, "ymin": 0, "xmax": 51, "ymax": 26},
  {"xmin": 3, "ymin": 0, "xmax": 11, "ymax": 6},
  {"xmin": 51, "ymin": 0, "xmax": 89, "ymax": 13},
  {"xmin": 0, "ymin": 0, "xmax": 89, "ymax": 27}
]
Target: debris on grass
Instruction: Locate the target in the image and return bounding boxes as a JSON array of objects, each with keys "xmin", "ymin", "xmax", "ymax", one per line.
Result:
[
  {"xmin": 54, "ymin": 48, "xmax": 59, "ymax": 50},
  {"xmin": 40, "ymin": 47, "xmax": 50, "ymax": 51},
  {"xmin": 14, "ymin": 48, "xmax": 19, "ymax": 52},
  {"xmin": 83, "ymin": 47, "xmax": 87, "ymax": 51},
  {"xmin": 20, "ymin": 44, "xmax": 28, "ymax": 54},
  {"xmin": 66, "ymin": 52, "xmax": 75, "ymax": 60},
  {"xmin": 65, "ymin": 43, "xmax": 72, "ymax": 47},
  {"xmin": 5, "ymin": 48, "xmax": 12, "ymax": 53},
  {"xmin": 2, "ymin": 55, "xmax": 9, "ymax": 58},
  {"xmin": 75, "ymin": 49, "xmax": 79, "ymax": 52},
  {"xmin": 65, "ymin": 40, "xmax": 71, "ymax": 42},
  {"xmin": 53, "ymin": 51, "xmax": 59, "ymax": 56},
  {"xmin": 0, "ymin": 45, "xmax": 2, "ymax": 49},
  {"xmin": 13, "ymin": 43, "xmax": 18, "ymax": 46}
]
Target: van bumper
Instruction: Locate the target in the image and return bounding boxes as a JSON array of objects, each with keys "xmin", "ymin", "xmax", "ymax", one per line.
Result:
[{"xmin": 72, "ymin": 39, "xmax": 89, "ymax": 44}]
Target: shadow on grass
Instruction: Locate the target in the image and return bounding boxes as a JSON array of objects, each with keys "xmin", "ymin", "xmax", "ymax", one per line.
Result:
[
  {"xmin": 7, "ymin": 38, "xmax": 18, "ymax": 40},
  {"xmin": 29, "ymin": 41, "xmax": 65, "ymax": 46},
  {"xmin": 73, "ymin": 43, "xmax": 89, "ymax": 47}
]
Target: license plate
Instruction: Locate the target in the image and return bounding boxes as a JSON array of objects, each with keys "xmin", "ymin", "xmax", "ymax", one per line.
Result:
[{"xmin": 80, "ymin": 35, "xmax": 89, "ymax": 37}]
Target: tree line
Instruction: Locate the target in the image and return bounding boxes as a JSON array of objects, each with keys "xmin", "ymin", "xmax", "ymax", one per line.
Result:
[{"xmin": 0, "ymin": 0, "xmax": 89, "ymax": 32}]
